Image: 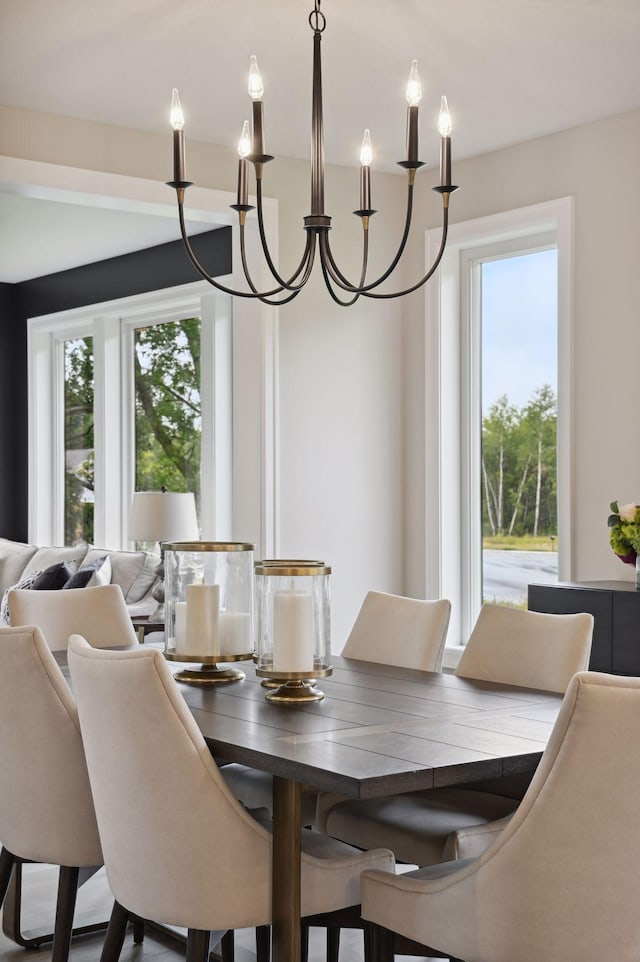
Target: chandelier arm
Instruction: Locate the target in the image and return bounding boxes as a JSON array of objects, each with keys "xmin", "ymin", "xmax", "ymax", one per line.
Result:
[
  {"xmin": 360, "ymin": 207, "xmax": 450, "ymax": 299},
  {"xmin": 319, "ymin": 249, "xmax": 362, "ymax": 307},
  {"xmin": 177, "ymin": 201, "xmax": 289, "ymax": 299},
  {"xmin": 321, "ymin": 183, "xmax": 415, "ymax": 294},
  {"xmin": 255, "ymin": 180, "xmax": 316, "ymax": 290},
  {"xmin": 318, "ymin": 229, "xmax": 369, "ymax": 297},
  {"xmin": 239, "ymin": 224, "xmax": 315, "ymax": 305}
]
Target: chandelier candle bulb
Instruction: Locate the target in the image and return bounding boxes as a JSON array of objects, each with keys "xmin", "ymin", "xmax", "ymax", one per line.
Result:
[
  {"xmin": 248, "ymin": 55, "xmax": 266, "ymax": 158},
  {"xmin": 185, "ymin": 583, "xmax": 220, "ymax": 656},
  {"xmin": 272, "ymin": 590, "xmax": 315, "ymax": 673}
]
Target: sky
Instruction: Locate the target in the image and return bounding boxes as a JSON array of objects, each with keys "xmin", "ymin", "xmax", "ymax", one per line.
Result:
[{"xmin": 481, "ymin": 248, "xmax": 557, "ymax": 415}]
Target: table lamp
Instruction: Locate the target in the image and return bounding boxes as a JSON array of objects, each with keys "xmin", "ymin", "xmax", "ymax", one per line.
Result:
[{"xmin": 129, "ymin": 489, "xmax": 199, "ymax": 616}]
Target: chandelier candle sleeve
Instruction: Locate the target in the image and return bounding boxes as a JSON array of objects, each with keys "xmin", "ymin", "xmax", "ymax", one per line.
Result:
[
  {"xmin": 438, "ymin": 96, "xmax": 452, "ymax": 186},
  {"xmin": 359, "ymin": 129, "xmax": 372, "ymax": 211},
  {"xmin": 170, "ymin": 88, "xmax": 186, "ymax": 183},
  {"xmin": 237, "ymin": 120, "xmax": 251, "ymax": 206},
  {"xmin": 405, "ymin": 60, "xmax": 421, "ymax": 164}
]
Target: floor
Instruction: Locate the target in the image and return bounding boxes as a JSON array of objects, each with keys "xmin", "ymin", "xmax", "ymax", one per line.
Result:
[{"xmin": 0, "ymin": 864, "xmax": 443, "ymax": 962}]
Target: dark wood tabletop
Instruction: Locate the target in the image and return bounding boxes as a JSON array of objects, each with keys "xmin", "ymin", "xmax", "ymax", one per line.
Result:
[{"xmin": 178, "ymin": 655, "xmax": 563, "ymax": 798}]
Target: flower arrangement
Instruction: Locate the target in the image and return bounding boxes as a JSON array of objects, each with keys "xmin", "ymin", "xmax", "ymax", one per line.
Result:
[{"xmin": 608, "ymin": 501, "xmax": 640, "ymax": 565}]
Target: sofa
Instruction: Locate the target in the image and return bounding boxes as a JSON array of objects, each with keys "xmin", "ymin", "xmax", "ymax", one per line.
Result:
[{"xmin": 0, "ymin": 538, "xmax": 161, "ymax": 618}]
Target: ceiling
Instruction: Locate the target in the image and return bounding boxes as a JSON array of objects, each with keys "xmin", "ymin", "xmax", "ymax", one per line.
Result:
[{"xmin": 1, "ymin": 0, "xmax": 639, "ymax": 281}]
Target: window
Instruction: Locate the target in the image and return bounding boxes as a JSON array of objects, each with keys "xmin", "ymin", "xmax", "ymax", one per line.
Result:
[
  {"xmin": 480, "ymin": 248, "xmax": 558, "ymax": 607},
  {"xmin": 64, "ymin": 335, "xmax": 95, "ymax": 544},
  {"xmin": 134, "ymin": 317, "xmax": 202, "ymax": 513},
  {"xmin": 424, "ymin": 198, "xmax": 573, "ymax": 651},
  {"xmin": 28, "ymin": 283, "xmax": 232, "ymax": 549}
]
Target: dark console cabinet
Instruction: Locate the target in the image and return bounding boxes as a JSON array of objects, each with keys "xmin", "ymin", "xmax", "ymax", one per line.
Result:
[{"xmin": 528, "ymin": 581, "xmax": 640, "ymax": 675}]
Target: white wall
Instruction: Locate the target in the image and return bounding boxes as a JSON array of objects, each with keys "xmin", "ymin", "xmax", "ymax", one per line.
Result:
[{"xmin": 403, "ymin": 108, "xmax": 640, "ymax": 594}]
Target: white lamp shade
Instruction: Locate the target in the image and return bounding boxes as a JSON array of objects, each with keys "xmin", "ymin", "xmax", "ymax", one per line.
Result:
[{"xmin": 129, "ymin": 491, "xmax": 199, "ymax": 543}]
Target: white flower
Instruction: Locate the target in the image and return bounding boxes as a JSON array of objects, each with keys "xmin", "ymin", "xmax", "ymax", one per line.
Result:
[{"xmin": 618, "ymin": 503, "xmax": 638, "ymax": 522}]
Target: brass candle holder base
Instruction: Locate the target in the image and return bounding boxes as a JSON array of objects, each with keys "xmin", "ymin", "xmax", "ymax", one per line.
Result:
[
  {"xmin": 164, "ymin": 650, "xmax": 251, "ymax": 685},
  {"xmin": 265, "ymin": 680, "xmax": 325, "ymax": 703},
  {"xmin": 173, "ymin": 664, "xmax": 246, "ymax": 685}
]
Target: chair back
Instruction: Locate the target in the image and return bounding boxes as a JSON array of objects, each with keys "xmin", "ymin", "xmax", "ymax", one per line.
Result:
[
  {"xmin": 455, "ymin": 603, "xmax": 593, "ymax": 692},
  {"xmin": 0, "ymin": 625, "xmax": 102, "ymax": 867},
  {"xmin": 8, "ymin": 584, "xmax": 138, "ymax": 651},
  {"xmin": 341, "ymin": 591, "xmax": 451, "ymax": 672},
  {"xmin": 67, "ymin": 635, "xmax": 272, "ymax": 930},
  {"xmin": 421, "ymin": 672, "xmax": 640, "ymax": 961}
]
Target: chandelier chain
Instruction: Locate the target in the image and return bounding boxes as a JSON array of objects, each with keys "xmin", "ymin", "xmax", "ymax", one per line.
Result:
[{"xmin": 309, "ymin": 0, "xmax": 326, "ymax": 33}]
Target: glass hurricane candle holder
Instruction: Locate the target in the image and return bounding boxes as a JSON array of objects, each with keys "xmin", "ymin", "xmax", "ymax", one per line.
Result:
[
  {"xmin": 254, "ymin": 560, "xmax": 332, "ymax": 702},
  {"xmin": 164, "ymin": 542, "xmax": 254, "ymax": 684}
]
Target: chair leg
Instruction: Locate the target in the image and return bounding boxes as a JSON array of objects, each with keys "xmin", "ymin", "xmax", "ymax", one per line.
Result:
[
  {"xmin": 100, "ymin": 901, "xmax": 131, "ymax": 962},
  {"xmin": 221, "ymin": 930, "xmax": 234, "ymax": 962},
  {"xmin": 363, "ymin": 922, "xmax": 375, "ymax": 962},
  {"xmin": 187, "ymin": 928, "xmax": 211, "ymax": 962},
  {"xmin": 0, "ymin": 847, "xmax": 16, "ymax": 907},
  {"xmin": 300, "ymin": 920, "xmax": 309, "ymax": 962},
  {"xmin": 131, "ymin": 914, "xmax": 145, "ymax": 943},
  {"xmin": 256, "ymin": 924, "xmax": 271, "ymax": 962},
  {"xmin": 51, "ymin": 866, "xmax": 80, "ymax": 962},
  {"xmin": 369, "ymin": 924, "xmax": 394, "ymax": 962}
]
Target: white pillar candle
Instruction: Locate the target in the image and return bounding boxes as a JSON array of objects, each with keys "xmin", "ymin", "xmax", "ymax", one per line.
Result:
[
  {"xmin": 272, "ymin": 590, "xmax": 314, "ymax": 673},
  {"xmin": 219, "ymin": 611, "xmax": 252, "ymax": 656},
  {"xmin": 185, "ymin": 584, "xmax": 220, "ymax": 656},
  {"xmin": 173, "ymin": 601, "xmax": 188, "ymax": 654}
]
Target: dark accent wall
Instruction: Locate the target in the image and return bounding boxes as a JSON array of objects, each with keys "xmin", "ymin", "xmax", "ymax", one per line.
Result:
[{"xmin": 0, "ymin": 228, "xmax": 232, "ymax": 542}]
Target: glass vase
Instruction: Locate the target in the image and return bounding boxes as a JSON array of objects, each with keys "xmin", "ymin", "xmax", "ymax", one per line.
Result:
[{"xmin": 636, "ymin": 554, "xmax": 640, "ymax": 591}]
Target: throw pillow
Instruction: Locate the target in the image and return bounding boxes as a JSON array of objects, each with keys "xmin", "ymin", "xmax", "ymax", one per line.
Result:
[
  {"xmin": 63, "ymin": 554, "xmax": 112, "ymax": 590},
  {"xmin": 32, "ymin": 560, "xmax": 78, "ymax": 591},
  {"xmin": 0, "ymin": 570, "xmax": 42, "ymax": 626}
]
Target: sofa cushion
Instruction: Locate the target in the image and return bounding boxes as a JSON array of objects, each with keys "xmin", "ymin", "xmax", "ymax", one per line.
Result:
[
  {"xmin": 0, "ymin": 570, "xmax": 42, "ymax": 625},
  {"xmin": 32, "ymin": 560, "xmax": 79, "ymax": 591},
  {"xmin": 83, "ymin": 547, "xmax": 158, "ymax": 603},
  {"xmin": 0, "ymin": 540, "xmax": 39, "ymax": 594},
  {"xmin": 64, "ymin": 554, "xmax": 111, "ymax": 589},
  {"xmin": 23, "ymin": 545, "xmax": 89, "ymax": 580}
]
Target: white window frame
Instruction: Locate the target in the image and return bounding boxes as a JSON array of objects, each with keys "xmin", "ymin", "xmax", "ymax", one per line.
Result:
[
  {"xmin": 28, "ymin": 280, "xmax": 233, "ymax": 549},
  {"xmin": 424, "ymin": 198, "xmax": 574, "ymax": 658}
]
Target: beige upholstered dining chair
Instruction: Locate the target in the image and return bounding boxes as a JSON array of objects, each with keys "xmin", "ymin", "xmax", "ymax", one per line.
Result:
[
  {"xmin": 317, "ymin": 604, "xmax": 594, "ymax": 867},
  {"xmin": 360, "ymin": 671, "xmax": 640, "ymax": 962},
  {"xmin": 8, "ymin": 583, "xmax": 138, "ymax": 651},
  {"xmin": 0, "ymin": 625, "xmax": 110, "ymax": 962},
  {"xmin": 67, "ymin": 635, "xmax": 395, "ymax": 962},
  {"xmin": 221, "ymin": 591, "xmax": 451, "ymax": 822}
]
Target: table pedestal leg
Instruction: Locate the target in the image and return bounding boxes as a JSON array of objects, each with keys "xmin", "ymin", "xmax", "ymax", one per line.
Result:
[{"xmin": 272, "ymin": 776, "xmax": 303, "ymax": 962}]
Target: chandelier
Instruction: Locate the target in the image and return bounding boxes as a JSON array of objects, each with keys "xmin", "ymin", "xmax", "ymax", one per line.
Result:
[{"xmin": 167, "ymin": 0, "xmax": 458, "ymax": 306}]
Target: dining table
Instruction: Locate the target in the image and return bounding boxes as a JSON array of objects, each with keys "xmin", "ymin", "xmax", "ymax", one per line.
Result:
[{"xmin": 49, "ymin": 647, "xmax": 563, "ymax": 962}]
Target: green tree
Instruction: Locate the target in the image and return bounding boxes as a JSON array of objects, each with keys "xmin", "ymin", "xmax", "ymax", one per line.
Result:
[
  {"xmin": 64, "ymin": 337, "xmax": 94, "ymax": 544},
  {"xmin": 482, "ymin": 395, "xmax": 517, "ymax": 536},
  {"xmin": 134, "ymin": 318, "xmax": 202, "ymax": 504}
]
